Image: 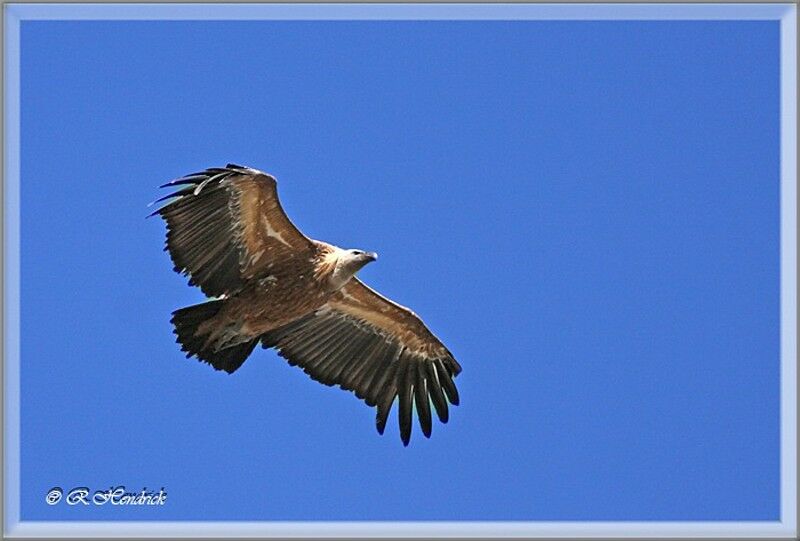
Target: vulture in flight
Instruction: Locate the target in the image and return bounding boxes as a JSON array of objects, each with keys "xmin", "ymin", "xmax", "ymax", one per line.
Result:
[{"xmin": 151, "ymin": 164, "xmax": 461, "ymax": 445}]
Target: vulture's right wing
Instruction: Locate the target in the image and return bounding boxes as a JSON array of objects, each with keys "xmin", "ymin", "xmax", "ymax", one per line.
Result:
[{"xmin": 261, "ymin": 278, "xmax": 461, "ymax": 446}]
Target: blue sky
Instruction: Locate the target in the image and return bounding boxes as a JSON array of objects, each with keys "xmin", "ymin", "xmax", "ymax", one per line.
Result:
[{"xmin": 19, "ymin": 19, "xmax": 779, "ymax": 521}]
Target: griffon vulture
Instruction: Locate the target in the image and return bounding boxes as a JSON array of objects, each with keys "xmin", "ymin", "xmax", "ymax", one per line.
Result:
[{"xmin": 151, "ymin": 164, "xmax": 461, "ymax": 445}]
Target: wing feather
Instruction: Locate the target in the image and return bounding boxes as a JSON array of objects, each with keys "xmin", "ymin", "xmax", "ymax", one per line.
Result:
[
  {"xmin": 397, "ymin": 354, "xmax": 415, "ymax": 446},
  {"xmin": 364, "ymin": 342, "xmax": 402, "ymax": 407},
  {"xmin": 353, "ymin": 341, "xmax": 393, "ymax": 402},
  {"xmin": 425, "ymin": 361, "xmax": 449, "ymax": 423},
  {"xmin": 341, "ymin": 338, "xmax": 384, "ymax": 390},
  {"xmin": 376, "ymin": 350, "xmax": 402, "ymax": 435},
  {"xmin": 415, "ymin": 364, "xmax": 433, "ymax": 438}
]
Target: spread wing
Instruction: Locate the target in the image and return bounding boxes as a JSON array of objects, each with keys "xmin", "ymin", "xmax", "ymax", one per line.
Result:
[
  {"xmin": 151, "ymin": 164, "xmax": 315, "ymax": 297},
  {"xmin": 261, "ymin": 278, "xmax": 461, "ymax": 445}
]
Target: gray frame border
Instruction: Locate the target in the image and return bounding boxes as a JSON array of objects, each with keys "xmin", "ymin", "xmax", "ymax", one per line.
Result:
[{"xmin": 2, "ymin": 3, "xmax": 797, "ymax": 539}]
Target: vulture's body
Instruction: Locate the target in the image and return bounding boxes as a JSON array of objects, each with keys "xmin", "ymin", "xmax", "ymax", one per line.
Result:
[{"xmin": 152, "ymin": 164, "xmax": 461, "ymax": 445}]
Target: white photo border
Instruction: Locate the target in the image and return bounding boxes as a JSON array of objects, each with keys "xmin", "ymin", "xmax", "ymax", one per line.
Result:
[{"xmin": 3, "ymin": 3, "xmax": 796, "ymax": 538}]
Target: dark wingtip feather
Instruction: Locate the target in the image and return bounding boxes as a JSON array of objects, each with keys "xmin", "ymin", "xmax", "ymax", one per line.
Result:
[
  {"xmin": 153, "ymin": 165, "xmax": 238, "ymax": 210},
  {"xmin": 447, "ymin": 389, "xmax": 460, "ymax": 406},
  {"xmin": 147, "ymin": 183, "xmax": 198, "ymax": 217},
  {"xmin": 447, "ymin": 356, "xmax": 463, "ymax": 376},
  {"xmin": 415, "ymin": 365, "xmax": 432, "ymax": 438},
  {"xmin": 192, "ymin": 172, "xmax": 226, "ymax": 196},
  {"xmin": 376, "ymin": 403, "xmax": 390, "ymax": 435},
  {"xmin": 149, "ymin": 189, "xmax": 190, "ymax": 207},
  {"xmin": 376, "ymin": 381, "xmax": 396, "ymax": 435},
  {"xmin": 397, "ymin": 358, "xmax": 414, "ymax": 446},
  {"xmin": 426, "ymin": 362, "xmax": 449, "ymax": 423},
  {"xmin": 374, "ymin": 354, "xmax": 400, "ymax": 435},
  {"xmin": 158, "ymin": 174, "xmax": 205, "ymax": 189},
  {"xmin": 435, "ymin": 359, "xmax": 460, "ymax": 405}
]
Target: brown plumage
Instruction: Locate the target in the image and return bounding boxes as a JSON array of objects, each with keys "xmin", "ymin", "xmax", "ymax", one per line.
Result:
[{"xmin": 152, "ymin": 164, "xmax": 461, "ymax": 445}]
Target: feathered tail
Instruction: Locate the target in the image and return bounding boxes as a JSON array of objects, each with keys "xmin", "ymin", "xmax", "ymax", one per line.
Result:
[{"xmin": 171, "ymin": 300, "xmax": 257, "ymax": 374}]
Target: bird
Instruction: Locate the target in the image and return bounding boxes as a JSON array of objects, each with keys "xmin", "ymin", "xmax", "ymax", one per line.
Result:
[{"xmin": 151, "ymin": 164, "xmax": 461, "ymax": 445}]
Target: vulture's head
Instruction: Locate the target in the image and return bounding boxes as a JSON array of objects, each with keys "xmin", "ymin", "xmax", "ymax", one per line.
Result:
[
  {"xmin": 343, "ymin": 249, "xmax": 378, "ymax": 271},
  {"xmin": 329, "ymin": 248, "xmax": 378, "ymax": 290}
]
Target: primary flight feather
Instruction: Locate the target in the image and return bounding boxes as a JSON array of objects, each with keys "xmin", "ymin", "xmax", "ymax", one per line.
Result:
[{"xmin": 152, "ymin": 164, "xmax": 461, "ymax": 445}]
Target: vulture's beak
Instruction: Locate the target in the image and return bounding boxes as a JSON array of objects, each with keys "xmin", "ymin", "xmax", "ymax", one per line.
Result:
[{"xmin": 365, "ymin": 252, "xmax": 378, "ymax": 262}]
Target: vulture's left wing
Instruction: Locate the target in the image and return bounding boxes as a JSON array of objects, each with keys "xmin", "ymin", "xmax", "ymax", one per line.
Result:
[
  {"xmin": 151, "ymin": 164, "xmax": 315, "ymax": 298},
  {"xmin": 261, "ymin": 278, "xmax": 461, "ymax": 445}
]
